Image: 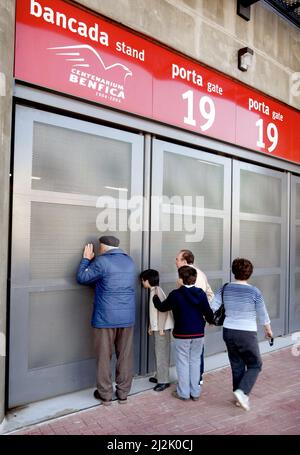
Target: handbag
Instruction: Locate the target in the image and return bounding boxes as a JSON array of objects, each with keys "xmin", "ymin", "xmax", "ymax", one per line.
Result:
[{"xmin": 212, "ymin": 283, "xmax": 228, "ymax": 326}]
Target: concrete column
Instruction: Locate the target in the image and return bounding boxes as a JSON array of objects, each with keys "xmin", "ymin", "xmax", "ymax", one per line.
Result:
[{"xmin": 0, "ymin": 0, "xmax": 15, "ymax": 423}]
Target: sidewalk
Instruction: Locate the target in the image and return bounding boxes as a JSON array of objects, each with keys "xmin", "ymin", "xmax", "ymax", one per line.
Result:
[{"xmin": 9, "ymin": 347, "xmax": 300, "ymax": 435}]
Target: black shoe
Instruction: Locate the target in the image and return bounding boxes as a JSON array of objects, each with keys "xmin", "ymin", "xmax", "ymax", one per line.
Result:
[
  {"xmin": 149, "ymin": 377, "xmax": 158, "ymax": 383},
  {"xmin": 93, "ymin": 389, "xmax": 101, "ymax": 400},
  {"xmin": 154, "ymin": 383, "xmax": 170, "ymax": 392},
  {"xmin": 93, "ymin": 389, "xmax": 112, "ymax": 406}
]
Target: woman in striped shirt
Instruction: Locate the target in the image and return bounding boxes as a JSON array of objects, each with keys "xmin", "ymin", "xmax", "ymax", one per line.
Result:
[{"xmin": 211, "ymin": 258, "xmax": 273, "ymax": 411}]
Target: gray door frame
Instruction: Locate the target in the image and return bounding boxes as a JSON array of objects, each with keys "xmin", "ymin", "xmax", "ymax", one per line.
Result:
[
  {"xmin": 9, "ymin": 105, "xmax": 144, "ymax": 407},
  {"xmin": 149, "ymin": 139, "xmax": 232, "ymax": 357},
  {"xmin": 290, "ymin": 174, "xmax": 300, "ymax": 333},
  {"xmin": 232, "ymin": 161, "xmax": 288, "ymax": 337}
]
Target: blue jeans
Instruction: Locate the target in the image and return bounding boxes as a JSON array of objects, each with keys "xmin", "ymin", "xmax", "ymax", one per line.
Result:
[{"xmin": 174, "ymin": 337, "xmax": 204, "ymax": 399}]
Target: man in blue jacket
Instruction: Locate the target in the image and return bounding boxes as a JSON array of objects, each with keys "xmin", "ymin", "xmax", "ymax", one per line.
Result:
[{"xmin": 77, "ymin": 236, "xmax": 136, "ymax": 406}]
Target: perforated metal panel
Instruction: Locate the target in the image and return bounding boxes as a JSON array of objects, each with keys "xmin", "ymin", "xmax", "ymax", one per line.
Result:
[
  {"xmin": 249, "ymin": 275, "xmax": 280, "ymax": 319},
  {"xmin": 163, "ymin": 152, "xmax": 224, "ymax": 210},
  {"xmin": 290, "ymin": 177, "xmax": 300, "ymax": 332},
  {"xmin": 151, "ymin": 140, "xmax": 231, "ymax": 356},
  {"xmin": 296, "ymin": 225, "xmax": 300, "ymax": 268},
  {"xmin": 9, "ymin": 106, "xmax": 144, "ymax": 407},
  {"xmin": 295, "ymin": 273, "xmax": 300, "ymax": 314},
  {"xmin": 296, "ymin": 183, "xmax": 300, "ymax": 219},
  {"xmin": 32, "ymin": 122, "xmax": 132, "ymax": 197},
  {"xmin": 239, "ymin": 221, "xmax": 281, "ymax": 268},
  {"xmin": 240, "ymin": 170, "xmax": 282, "ymax": 216},
  {"xmin": 30, "ymin": 203, "xmax": 130, "ymax": 280},
  {"xmin": 29, "ymin": 288, "xmax": 94, "ymax": 369},
  {"xmin": 161, "ymin": 216, "xmax": 223, "ymax": 273},
  {"xmin": 233, "ymin": 162, "xmax": 287, "ymax": 337}
]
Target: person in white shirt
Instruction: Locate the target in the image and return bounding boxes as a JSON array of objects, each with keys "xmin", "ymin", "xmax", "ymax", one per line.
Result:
[
  {"xmin": 141, "ymin": 269, "xmax": 174, "ymax": 392},
  {"xmin": 175, "ymin": 250, "xmax": 214, "ymax": 384}
]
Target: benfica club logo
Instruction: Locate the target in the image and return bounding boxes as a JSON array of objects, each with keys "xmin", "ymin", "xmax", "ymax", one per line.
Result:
[{"xmin": 48, "ymin": 44, "xmax": 133, "ymax": 104}]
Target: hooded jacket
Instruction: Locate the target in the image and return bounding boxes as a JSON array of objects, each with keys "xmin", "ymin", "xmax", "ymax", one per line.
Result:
[
  {"xmin": 149, "ymin": 286, "xmax": 174, "ymax": 333},
  {"xmin": 153, "ymin": 286, "xmax": 214, "ymax": 338},
  {"xmin": 77, "ymin": 249, "xmax": 136, "ymax": 328}
]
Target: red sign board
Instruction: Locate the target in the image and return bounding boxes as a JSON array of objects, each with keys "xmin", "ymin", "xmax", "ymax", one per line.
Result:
[{"xmin": 15, "ymin": 0, "xmax": 300, "ymax": 164}]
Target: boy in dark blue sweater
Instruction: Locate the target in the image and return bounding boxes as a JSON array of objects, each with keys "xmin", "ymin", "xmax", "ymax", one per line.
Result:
[{"xmin": 153, "ymin": 266, "xmax": 214, "ymax": 401}]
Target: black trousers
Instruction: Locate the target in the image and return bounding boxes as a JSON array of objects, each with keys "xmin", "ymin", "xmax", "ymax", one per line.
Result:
[{"xmin": 223, "ymin": 327, "xmax": 262, "ymax": 395}]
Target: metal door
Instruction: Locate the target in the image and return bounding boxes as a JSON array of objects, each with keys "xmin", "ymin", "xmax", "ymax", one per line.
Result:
[
  {"xmin": 232, "ymin": 161, "xmax": 288, "ymax": 337},
  {"xmin": 150, "ymin": 139, "xmax": 231, "ymax": 358},
  {"xmin": 9, "ymin": 106, "xmax": 144, "ymax": 407},
  {"xmin": 290, "ymin": 175, "xmax": 300, "ymax": 332}
]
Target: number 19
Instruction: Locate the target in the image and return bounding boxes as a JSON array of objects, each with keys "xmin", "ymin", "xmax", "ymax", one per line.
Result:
[
  {"xmin": 182, "ymin": 90, "xmax": 215, "ymax": 131},
  {"xmin": 256, "ymin": 119, "xmax": 278, "ymax": 153}
]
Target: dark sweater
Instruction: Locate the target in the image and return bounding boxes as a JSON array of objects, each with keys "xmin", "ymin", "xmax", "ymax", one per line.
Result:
[{"xmin": 153, "ymin": 286, "xmax": 214, "ymax": 339}]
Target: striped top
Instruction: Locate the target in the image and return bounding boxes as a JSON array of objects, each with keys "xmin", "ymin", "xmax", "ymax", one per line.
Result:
[{"xmin": 210, "ymin": 282, "xmax": 271, "ymax": 332}]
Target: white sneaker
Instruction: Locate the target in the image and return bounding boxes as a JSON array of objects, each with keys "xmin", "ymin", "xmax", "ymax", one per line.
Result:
[
  {"xmin": 233, "ymin": 389, "xmax": 250, "ymax": 411},
  {"xmin": 200, "ymin": 380, "xmax": 204, "ymax": 385}
]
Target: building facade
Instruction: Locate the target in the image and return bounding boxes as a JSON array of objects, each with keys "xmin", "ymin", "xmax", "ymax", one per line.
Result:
[{"xmin": 0, "ymin": 0, "xmax": 299, "ymax": 422}]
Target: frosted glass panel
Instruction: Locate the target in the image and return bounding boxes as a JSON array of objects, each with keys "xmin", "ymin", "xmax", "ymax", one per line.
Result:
[
  {"xmin": 296, "ymin": 226, "xmax": 300, "ymax": 268},
  {"xmin": 249, "ymin": 275, "xmax": 280, "ymax": 319},
  {"xmin": 30, "ymin": 202, "xmax": 130, "ymax": 280},
  {"xmin": 161, "ymin": 216, "xmax": 223, "ymax": 273},
  {"xmin": 240, "ymin": 170, "xmax": 282, "ymax": 216},
  {"xmin": 239, "ymin": 221, "xmax": 281, "ymax": 268},
  {"xmin": 296, "ymin": 184, "xmax": 300, "ymax": 219},
  {"xmin": 32, "ymin": 123, "xmax": 131, "ymax": 197},
  {"xmin": 163, "ymin": 152, "xmax": 224, "ymax": 210},
  {"xmin": 29, "ymin": 289, "xmax": 94, "ymax": 369}
]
